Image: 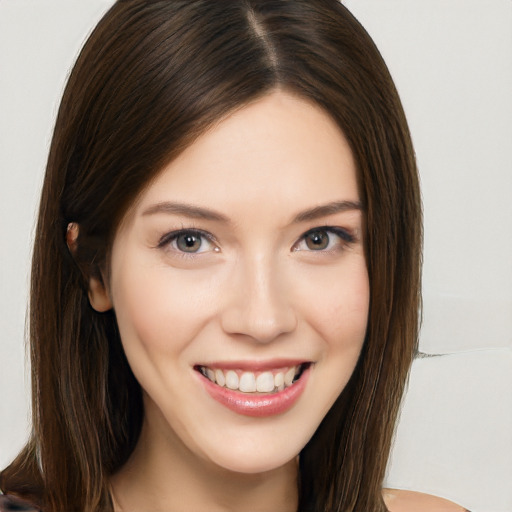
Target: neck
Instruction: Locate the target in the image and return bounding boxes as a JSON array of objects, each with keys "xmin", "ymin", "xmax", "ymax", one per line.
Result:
[{"xmin": 110, "ymin": 401, "xmax": 299, "ymax": 512}]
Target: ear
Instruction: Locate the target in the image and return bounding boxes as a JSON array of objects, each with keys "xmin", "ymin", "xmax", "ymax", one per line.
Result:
[
  {"xmin": 88, "ymin": 276, "xmax": 113, "ymax": 312},
  {"xmin": 66, "ymin": 222, "xmax": 80, "ymax": 254},
  {"xmin": 67, "ymin": 222, "xmax": 113, "ymax": 312}
]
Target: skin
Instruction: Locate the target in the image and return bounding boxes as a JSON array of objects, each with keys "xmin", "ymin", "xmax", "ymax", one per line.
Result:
[
  {"xmin": 88, "ymin": 91, "xmax": 465, "ymax": 512},
  {"xmin": 383, "ymin": 490, "xmax": 470, "ymax": 512},
  {"xmin": 89, "ymin": 91, "xmax": 367, "ymax": 511}
]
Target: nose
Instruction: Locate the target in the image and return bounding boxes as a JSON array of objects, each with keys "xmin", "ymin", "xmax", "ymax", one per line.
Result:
[{"xmin": 220, "ymin": 254, "xmax": 297, "ymax": 344}]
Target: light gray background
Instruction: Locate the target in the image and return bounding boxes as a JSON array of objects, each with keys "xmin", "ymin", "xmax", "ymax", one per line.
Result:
[{"xmin": 1, "ymin": 1, "xmax": 511, "ymax": 511}]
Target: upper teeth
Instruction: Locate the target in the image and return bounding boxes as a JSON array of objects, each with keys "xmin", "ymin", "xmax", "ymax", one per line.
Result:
[{"xmin": 199, "ymin": 365, "xmax": 302, "ymax": 393}]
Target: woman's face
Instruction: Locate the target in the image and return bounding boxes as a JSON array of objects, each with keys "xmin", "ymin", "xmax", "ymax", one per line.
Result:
[{"xmin": 104, "ymin": 91, "xmax": 369, "ymax": 474}]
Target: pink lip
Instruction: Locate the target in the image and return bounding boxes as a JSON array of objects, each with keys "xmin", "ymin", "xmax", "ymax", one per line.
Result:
[
  {"xmin": 196, "ymin": 358, "xmax": 306, "ymax": 372},
  {"xmin": 197, "ymin": 365, "xmax": 310, "ymax": 417}
]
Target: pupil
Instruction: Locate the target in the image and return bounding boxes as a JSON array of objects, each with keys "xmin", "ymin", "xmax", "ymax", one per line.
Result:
[
  {"xmin": 178, "ymin": 234, "xmax": 201, "ymax": 252},
  {"xmin": 306, "ymin": 231, "xmax": 329, "ymax": 250}
]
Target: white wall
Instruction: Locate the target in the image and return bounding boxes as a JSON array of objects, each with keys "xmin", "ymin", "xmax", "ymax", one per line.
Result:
[
  {"xmin": 342, "ymin": 3, "xmax": 512, "ymax": 510},
  {"xmin": 0, "ymin": 0, "xmax": 114, "ymax": 474},
  {"xmin": 1, "ymin": 2, "xmax": 511, "ymax": 511}
]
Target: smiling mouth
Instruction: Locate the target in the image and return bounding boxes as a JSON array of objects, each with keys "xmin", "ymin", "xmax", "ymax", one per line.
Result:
[{"xmin": 194, "ymin": 363, "xmax": 310, "ymax": 394}]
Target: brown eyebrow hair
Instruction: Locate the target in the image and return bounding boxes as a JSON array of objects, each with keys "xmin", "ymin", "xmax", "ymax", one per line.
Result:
[
  {"xmin": 142, "ymin": 201, "xmax": 230, "ymax": 222},
  {"xmin": 292, "ymin": 200, "xmax": 363, "ymax": 223},
  {"xmin": 142, "ymin": 200, "xmax": 363, "ymax": 225}
]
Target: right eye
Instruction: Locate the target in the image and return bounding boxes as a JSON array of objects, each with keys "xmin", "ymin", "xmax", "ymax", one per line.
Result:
[{"xmin": 159, "ymin": 229, "xmax": 218, "ymax": 254}]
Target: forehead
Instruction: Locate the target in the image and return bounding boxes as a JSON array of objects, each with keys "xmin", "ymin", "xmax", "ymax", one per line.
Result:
[{"xmin": 135, "ymin": 91, "xmax": 359, "ymax": 217}]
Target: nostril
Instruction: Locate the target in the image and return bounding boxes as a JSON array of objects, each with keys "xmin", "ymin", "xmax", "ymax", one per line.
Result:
[{"xmin": 220, "ymin": 306, "xmax": 298, "ymax": 344}]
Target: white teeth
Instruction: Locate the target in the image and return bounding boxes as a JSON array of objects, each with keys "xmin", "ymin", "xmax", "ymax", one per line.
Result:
[
  {"xmin": 225, "ymin": 370, "xmax": 239, "ymax": 390},
  {"xmin": 256, "ymin": 371, "xmax": 275, "ymax": 392},
  {"xmin": 199, "ymin": 364, "xmax": 305, "ymax": 393},
  {"xmin": 239, "ymin": 372, "xmax": 257, "ymax": 392},
  {"xmin": 214, "ymin": 368, "xmax": 225, "ymax": 387},
  {"xmin": 284, "ymin": 367, "xmax": 295, "ymax": 386}
]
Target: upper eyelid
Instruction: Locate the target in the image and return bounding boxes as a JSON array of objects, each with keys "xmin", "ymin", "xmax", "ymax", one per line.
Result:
[
  {"xmin": 291, "ymin": 227, "xmax": 356, "ymax": 253},
  {"xmin": 157, "ymin": 228, "xmax": 217, "ymax": 248},
  {"xmin": 299, "ymin": 226, "xmax": 356, "ymax": 242},
  {"xmin": 157, "ymin": 225, "xmax": 357, "ymax": 250}
]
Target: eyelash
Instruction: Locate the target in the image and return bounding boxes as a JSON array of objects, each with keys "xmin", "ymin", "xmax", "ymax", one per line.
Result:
[
  {"xmin": 157, "ymin": 228, "xmax": 218, "ymax": 256},
  {"xmin": 157, "ymin": 226, "xmax": 356, "ymax": 256},
  {"xmin": 293, "ymin": 226, "xmax": 356, "ymax": 252}
]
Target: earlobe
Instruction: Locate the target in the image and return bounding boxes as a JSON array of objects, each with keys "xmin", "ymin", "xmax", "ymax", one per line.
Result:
[{"xmin": 88, "ymin": 276, "xmax": 113, "ymax": 312}]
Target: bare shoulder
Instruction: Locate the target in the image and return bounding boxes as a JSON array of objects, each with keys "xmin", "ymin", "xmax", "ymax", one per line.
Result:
[{"xmin": 383, "ymin": 489, "xmax": 470, "ymax": 512}]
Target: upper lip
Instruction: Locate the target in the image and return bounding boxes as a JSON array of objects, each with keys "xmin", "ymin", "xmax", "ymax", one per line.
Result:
[{"xmin": 195, "ymin": 358, "xmax": 310, "ymax": 372}]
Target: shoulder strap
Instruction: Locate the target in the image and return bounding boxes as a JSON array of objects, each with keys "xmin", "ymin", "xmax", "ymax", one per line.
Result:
[{"xmin": 0, "ymin": 493, "xmax": 41, "ymax": 511}]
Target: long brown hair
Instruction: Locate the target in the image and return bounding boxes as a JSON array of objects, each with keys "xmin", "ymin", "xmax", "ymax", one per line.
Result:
[{"xmin": 1, "ymin": 1, "xmax": 422, "ymax": 511}]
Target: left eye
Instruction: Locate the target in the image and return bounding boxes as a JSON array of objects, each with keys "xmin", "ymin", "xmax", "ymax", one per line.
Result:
[
  {"xmin": 160, "ymin": 230, "xmax": 217, "ymax": 254},
  {"xmin": 293, "ymin": 228, "xmax": 353, "ymax": 252}
]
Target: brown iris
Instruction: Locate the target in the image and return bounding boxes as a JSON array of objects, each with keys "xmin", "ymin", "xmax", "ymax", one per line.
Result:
[
  {"xmin": 177, "ymin": 233, "xmax": 202, "ymax": 252},
  {"xmin": 305, "ymin": 230, "xmax": 329, "ymax": 250}
]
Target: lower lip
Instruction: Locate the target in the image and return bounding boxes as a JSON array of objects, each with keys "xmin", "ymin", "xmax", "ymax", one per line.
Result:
[{"xmin": 198, "ymin": 366, "xmax": 310, "ymax": 417}]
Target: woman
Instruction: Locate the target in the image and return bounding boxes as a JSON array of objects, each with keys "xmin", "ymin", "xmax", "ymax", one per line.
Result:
[{"xmin": 0, "ymin": 1, "xmax": 467, "ymax": 511}]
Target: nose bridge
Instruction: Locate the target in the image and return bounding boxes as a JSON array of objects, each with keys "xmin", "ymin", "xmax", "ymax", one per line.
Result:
[{"xmin": 220, "ymin": 251, "xmax": 297, "ymax": 343}]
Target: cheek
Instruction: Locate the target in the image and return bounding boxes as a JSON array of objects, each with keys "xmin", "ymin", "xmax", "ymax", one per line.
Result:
[
  {"xmin": 298, "ymin": 259, "xmax": 370, "ymax": 346},
  {"xmin": 111, "ymin": 259, "xmax": 219, "ymax": 357}
]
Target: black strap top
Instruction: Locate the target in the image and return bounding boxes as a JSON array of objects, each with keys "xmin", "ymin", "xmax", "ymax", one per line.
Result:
[{"xmin": 0, "ymin": 493, "xmax": 41, "ymax": 512}]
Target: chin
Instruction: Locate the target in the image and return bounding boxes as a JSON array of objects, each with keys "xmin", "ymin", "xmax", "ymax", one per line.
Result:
[{"xmin": 205, "ymin": 445, "xmax": 300, "ymax": 475}]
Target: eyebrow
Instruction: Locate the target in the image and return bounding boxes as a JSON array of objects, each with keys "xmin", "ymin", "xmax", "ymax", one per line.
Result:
[
  {"xmin": 142, "ymin": 202, "xmax": 230, "ymax": 222},
  {"xmin": 142, "ymin": 200, "xmax": 363, "ymax": 224},
  {"xmin": 291, "ymin": 200, "xmax": 363, "ymax": 223}
]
